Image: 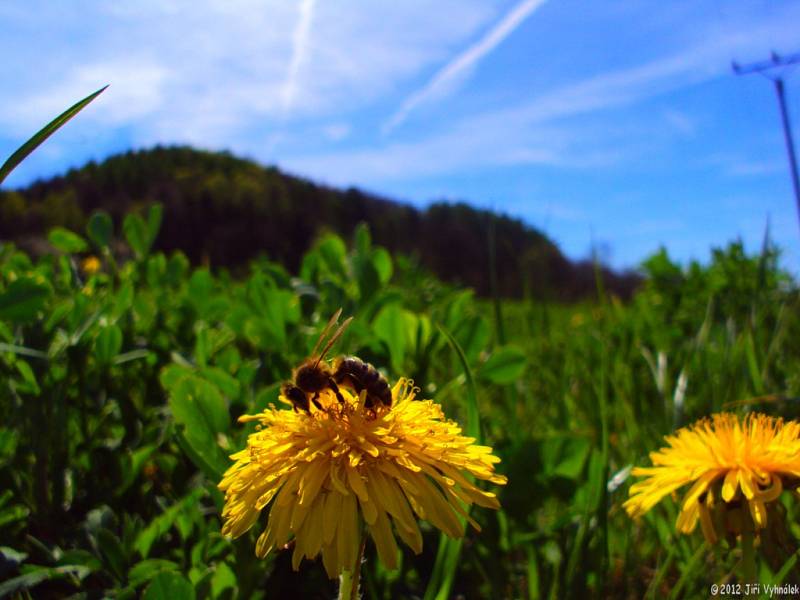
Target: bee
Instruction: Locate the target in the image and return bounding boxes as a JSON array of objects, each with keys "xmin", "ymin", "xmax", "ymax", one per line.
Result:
[
  {"xmin": 333, "ymin": 356, "xmax": 392, "ymax": 410},
  {"xmin": 282, "ymin": 309, "xmax": 352, "ymax": 413},
  {"xmin": 283, "ymin": 309, "xmax": 393, "ymax": 414}
]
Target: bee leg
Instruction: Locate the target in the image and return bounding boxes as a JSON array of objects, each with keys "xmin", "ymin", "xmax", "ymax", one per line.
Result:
[
  {"xmin": 311, "ymin": 392, "xmax": 324, "ymax": 412},
  {"xmin": 327, "ymin": 378, "xmax": 346, "ymax": 404}
]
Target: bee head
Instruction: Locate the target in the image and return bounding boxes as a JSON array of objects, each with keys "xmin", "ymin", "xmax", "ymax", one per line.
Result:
[{"xmin": 282, "ymin": 384, "xmax": 309, "ymax": 413}]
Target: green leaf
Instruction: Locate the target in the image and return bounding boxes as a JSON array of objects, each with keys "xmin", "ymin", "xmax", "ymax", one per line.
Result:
[
  {"xmin": 0, "ymin": 565, "xmax": 90, "ymax": 597},
  {"xmin": 146, "ymin": 204, "xmax": 164, "ymax": 250},
  {"xmin": 146, "ymin": 254, "xmax": 167, "ymax": 287},
  {"xmin": 0, "ymin": 504, "xmax": 29, "ymax": 528},
  {"xmin": 116, "ymin": 443, "xmax": 159, "ymax": 496},
  {"xmin": 95, "ymin": 324, "xmax": 123, "ymax": 365},
  {"xmin": 194, "ymin": 327, "xmax": 211, "ymax": 367},
  {"xmin": 316, "ymin": 235, "xmax": 348, "ymax": 278},
  {"xmin": 0, "ymin": 546, "xmax": 28, "ymax": 566},
  {"xmin": 373, "ymin": 304, "xmax": 406, "ymax": 372},
  {"xmin": 96, "ymin": 528, "xmax": 127, "ymax": 581},
  {"xmin": 48, "ymin": 227, "xmax": 88, "ymax": 254},
  {"xmin": 354, "ymin": 255, "xmax": 380, "ymax": 303},
  {"xmin": 135, "ymin": 489, "xmax": 204, "ymax": 558},
  {"xmin": 170, "ymin": 376, "xmax": 229, "ymax": 435},
  {"xmin": 160, "ymin": 364, "xmax": 193, "ymax": 390},
  {"xmin": 56, "ymin": 549, "xmax": 102, "ymax": 573},
  {"xmin": 166, "ymin": 375, "xmax": 230, "ymax": 479},
  {"xmin": 0, "ymin": 277, "xmax": 50, "ymax": 322},
  {"xmin": 188, "ymin": 270, "xmax": 214, "ymax": 316},
  {"xmin": 541, "ymin": 436, "xmax": 591, "ymax": 480},
  {"xmin": 243, "ymin": 284, "xmax": 298, "ymax": 349},
  {"xmin": 14, "ymin": 360, "xmax": 40, "ymax": 395},
  {"xmin": 200, "ymin": 367, "xmax": 241, "ymax": 400},
  {"xmin": 479, "ymin": 345, "xmax": 527, "ymax": 385},
  {"xmin": 0, "ymin": 85, "xmax": 107, "ymax": 185},
  {"xmin": 372, "ymin": 247, "xmax": 393, "ymax": 284},
  {"xmin": 354, "ymin": 222, "xmax": 371, "ymax": 254},
  {"xmin": 142, "ymin": 572, "xmax": 196, "ymax": 600},
  {"xmin": 128, "ymin": 559, "xmax": 179, "ymax": 588},
  {"xmin": 210, "ymin": 561, "xmax": 236, "ymax": 598},
  {"xmin": 112, "ymin": 282, "xmax": 135, "ymax": 319},
  {"xmin": 87, "ymin": 211, "xmax": 113, "ymax": 248},
  {"xmin": 166, "ymin": 252, "xmax": 190, "ymax": 285},
  {"xmin": 123, "ymin": 214, "xmax": 150, "ymax": 258},
  {"xmin": 0, "ymin": 428, "xmax": 19, "ymax": 466},
  {"xmin": 453, "ymin": 316, "xmax": 489, "ymax": 365}
]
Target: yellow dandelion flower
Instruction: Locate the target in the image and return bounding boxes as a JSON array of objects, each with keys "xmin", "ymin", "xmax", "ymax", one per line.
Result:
[
  {"xmin": 219, "ymin": 378, "xmax": 507, "ymax": 578},
  {"xmin": 81, "ymin": 255, "xmax": 101, "ymax": 275},
  {"xmin": 624, "ymin": 412, "xmax": 800, "ymax": 543}
]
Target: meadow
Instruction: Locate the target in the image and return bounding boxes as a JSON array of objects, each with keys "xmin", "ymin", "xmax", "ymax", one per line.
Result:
[
  {"xmin": 0, "ymin": 81, "xmax": 798, "ymax": 600},
  {"xmin": 0, "ymin": 198, "xmax": 798, "ymax": 598}
]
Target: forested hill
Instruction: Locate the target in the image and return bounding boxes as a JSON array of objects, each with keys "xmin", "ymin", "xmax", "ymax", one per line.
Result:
[{"xmin": 0, "ymin": 146, "xmax": 639, "ymax": 299}]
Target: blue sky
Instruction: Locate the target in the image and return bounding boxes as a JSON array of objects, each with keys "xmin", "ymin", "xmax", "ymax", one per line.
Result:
[{"xmin": 1, "ymin": 0, "xmax": 799, "ymax": 272}]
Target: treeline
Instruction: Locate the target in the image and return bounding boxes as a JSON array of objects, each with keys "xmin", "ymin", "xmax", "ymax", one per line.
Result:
[{"xmin": 0, "ymin": 146, "xmax": 639, "ymax": 300}]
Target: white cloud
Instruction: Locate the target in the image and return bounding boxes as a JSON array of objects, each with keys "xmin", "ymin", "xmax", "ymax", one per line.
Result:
[
  {"xmin": 2, "ymin": 0, "xmax": 798, "ymax": 202},
  {"xmin": 282, "ymin": 0, "xmax": 316, "ymax": 113},
  {"xmin": 0, "ymin": 0, "xmax": 496, "ymax": 144},
  {"xmin": 726, "ymin": 160, "xmax": 786, "ymax": 177},
  {"xmin": 383, "ymin": 0, "xmax": 547, "ymax": 133},
  {"xmin": 663, "ymin": 110, "xmax": 696, "ymax": 136},
  {"xmin": 282, "ymin": 2, "xmax": 800, "ymax": 184},
  {"xmin": 280, "ymin": 118, "xmax": 584, "ymax": 185},
  {"xmin": 322, "ymin": 123, "xmax": 351, "ymax": 141}
]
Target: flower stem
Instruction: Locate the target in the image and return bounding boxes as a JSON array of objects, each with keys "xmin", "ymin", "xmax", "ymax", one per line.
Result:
[
  {"xmin": 741, "ymin": 530, "xmax": 756, "ymax": 584},
  {"xmin": 338, "ymin": 533, "xmax": 367, "ymax": 600}
]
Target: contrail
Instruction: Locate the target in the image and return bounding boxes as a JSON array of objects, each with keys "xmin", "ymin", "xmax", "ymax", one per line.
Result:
[
  {"xmin": 383, "ymin": 0, "xmax": 547, "ymax": 133},
  {"xmin": 282, "ymin": 0, "xmax": 316, "ymax": 113}
]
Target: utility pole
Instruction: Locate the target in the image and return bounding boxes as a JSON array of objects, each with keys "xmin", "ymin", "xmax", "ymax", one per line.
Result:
[{"xmin": 733, "ymin": 51, "xmax": 800, "ymax": 236}]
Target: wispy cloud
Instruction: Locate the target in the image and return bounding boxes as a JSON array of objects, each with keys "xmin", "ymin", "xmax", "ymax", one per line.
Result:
[
  {"xmin": 283, "ymin": 7, "xmax": 800, "ymax": 186},
  {"xmin": 663, "ymin": 110, "xmax": 696, "ymax": 136},
  {"xmin": 700, "ymin": 149, "xmax": 788, "ymax": 179},
  {"xmin": 282, "ymin": 0, "xmax": 316, "ymax": 114},
  {"xmin": 0, "ymin": 0, "xmax": 492, "ymax": 146},
  {"xmin": 383, "ymin": 0, "xmax": 547, "ymax": 133}
]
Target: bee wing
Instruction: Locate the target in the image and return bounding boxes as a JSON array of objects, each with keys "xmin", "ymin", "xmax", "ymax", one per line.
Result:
[
  {"xmin": 310, "ymin": 308, "xmax": 343, "ymax": 359},
  {"xmin": 314, "ymin": 316, "xmax": 353, "ymax": 366}
]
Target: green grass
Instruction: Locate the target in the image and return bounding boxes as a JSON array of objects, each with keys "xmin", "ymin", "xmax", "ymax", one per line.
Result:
[{"xmin": 0, "ymin": 205, "xmax": 798, "ymax": 598}]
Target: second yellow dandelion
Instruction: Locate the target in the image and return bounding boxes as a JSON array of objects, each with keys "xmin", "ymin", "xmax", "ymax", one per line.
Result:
[{"xmin": 624, "ymin": 412, "xmax": 800, "ymax": 543}]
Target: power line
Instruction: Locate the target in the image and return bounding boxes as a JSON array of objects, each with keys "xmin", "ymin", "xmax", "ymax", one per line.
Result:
[{"xmin": 733, "ymin": 51, "xmax": 800, "ymax": 237}]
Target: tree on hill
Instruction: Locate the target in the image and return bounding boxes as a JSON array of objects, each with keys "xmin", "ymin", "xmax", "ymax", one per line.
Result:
[{"xmin": 0, "ymin": 145, "xmax": 639, "ymax": 300}]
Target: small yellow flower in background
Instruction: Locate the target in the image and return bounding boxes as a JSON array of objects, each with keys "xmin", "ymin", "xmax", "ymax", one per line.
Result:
[
  {"xmin": 81, "ymin": 255, "xmax": 101, "ymax": 275},
  {"xmin": 624, "ymin": 412, "xmax": 800, "ymax": 543},
  {"xmin": 219, "ymin": 378, "xmax": 507, "ymax": 578},
  {"xmin": 569, "ymin": 313, "xmax": 585, "ymax": 328}
]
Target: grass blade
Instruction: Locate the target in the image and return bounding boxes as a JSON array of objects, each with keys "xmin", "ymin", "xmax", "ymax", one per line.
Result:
[
  {"xmin": 0, "ymin": 85, "xmax": 107, "ymax": 185},
  {"xmin": 0, "ymin": 342, "xmax": 49, "ymax": 360},
  {"xmin": 488, "ymin": 216, "xmax": 506, "ymax": 345},
  {"xmin": 438, "ymin": 324, "xmax": 480, "ymax": 441},
  {"xmin": 668, "ymin": 542, "xmax": 708, "ymax": 600},
  {"xmin": 423, "ymin": 325, "xmax": 482, "ymax": 600},
  {"xmin": 769, "ymin": 549, "xmax": 800, "ymax": 588}
]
